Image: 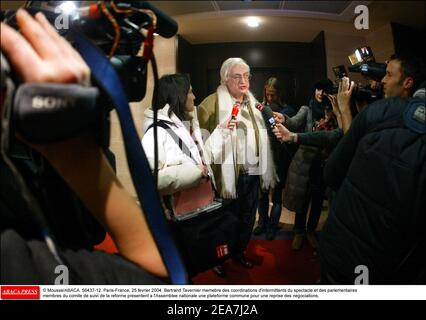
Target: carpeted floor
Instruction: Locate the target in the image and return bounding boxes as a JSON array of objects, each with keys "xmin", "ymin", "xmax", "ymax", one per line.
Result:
[
  {"xmin": 192, "ymin": 231, "xmax": 320, "ymax": 285},
  {"xmin": 95, "ymin": 228, "xmax": 321, "ymax": 285}
]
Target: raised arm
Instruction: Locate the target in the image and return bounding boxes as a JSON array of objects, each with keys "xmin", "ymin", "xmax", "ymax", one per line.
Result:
[{"xmin": 1, "ymin": 10, "xmax": 167, "ymax": 278}]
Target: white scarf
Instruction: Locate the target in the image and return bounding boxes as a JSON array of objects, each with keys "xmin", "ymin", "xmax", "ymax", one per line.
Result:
[{"xmin": 216, "ymin": 85, "xmax": 277, "ymax": 198}]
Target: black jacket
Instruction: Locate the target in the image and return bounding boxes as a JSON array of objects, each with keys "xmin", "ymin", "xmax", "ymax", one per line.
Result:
[
  {"xmin": 320, "ymin": 97, "xmax": 426, "ymax": 284},
  {"xmin": 298, "ymin": 128, "xmax": 343, "ymax": 149}
]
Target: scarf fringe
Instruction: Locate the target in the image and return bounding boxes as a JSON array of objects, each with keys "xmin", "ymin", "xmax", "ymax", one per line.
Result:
[{"xmin": 216, "ymin": 85, "xmax": 277, "ymax": 199}]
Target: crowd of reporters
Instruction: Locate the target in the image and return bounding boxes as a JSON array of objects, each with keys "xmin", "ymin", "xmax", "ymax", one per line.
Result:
[{"xmin": 1, "ymin": 8, "xmax": 425, "ymax": 285}]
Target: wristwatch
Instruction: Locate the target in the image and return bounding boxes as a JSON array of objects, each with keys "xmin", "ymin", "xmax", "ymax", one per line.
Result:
[{"xmin": 290, "ymin": 133, "xmax": 298, "ymax": 144}]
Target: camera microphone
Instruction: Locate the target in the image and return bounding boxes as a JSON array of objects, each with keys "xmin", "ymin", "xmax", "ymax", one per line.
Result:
[{"xmin": 255, "ymin": 102, "xmax": 276, "ymax": 128}]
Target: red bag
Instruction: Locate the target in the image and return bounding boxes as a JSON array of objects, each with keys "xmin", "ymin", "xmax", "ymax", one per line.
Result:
[{"xmin": 171, "ymin": 180, "xmax": 215, "ymax": 218}]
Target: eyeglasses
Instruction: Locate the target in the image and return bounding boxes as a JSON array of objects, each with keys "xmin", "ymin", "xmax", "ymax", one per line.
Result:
[{"xmin": 230, "ymin": 74, "xmax": 252, "ymax": 82}]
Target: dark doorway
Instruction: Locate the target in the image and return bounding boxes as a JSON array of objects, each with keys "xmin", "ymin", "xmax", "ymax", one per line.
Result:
[
  {"xmin": 207, "ymin": 67, "xmax": 296, "ymax": 105},
  {"xmin": 178, "ymin": 33, "xmax": 326, "ymax": 108}
]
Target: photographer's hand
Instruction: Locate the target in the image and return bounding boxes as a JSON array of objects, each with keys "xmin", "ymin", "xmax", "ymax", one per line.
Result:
[
  {"xmin": 219, "ymin": 116, "xmax": 237, "ymax": 130},
  {"xmin": 273, "ymin": 124, "xmax": 295, "ymax": 143},
  {"xmin": 273, "ymin": 112, "xmax": 285, "ymax": 125},
  {"xmin": 1, "ymin": 10, "xmax": 90, "ymax": 85},
  {"xmin": 198, "ymin": 164, "xmax": 209, "ymax": 179},
  {"xmin": 1, "ymin": 10, "xmax": 167, "ymax": 278},
  {"xmin": 337, "ymin": 77, "xmax": 355, "ymax": 133},
  {"xmin": 326, "ymin": 94, "xmax": 343, "ymax": 129}
]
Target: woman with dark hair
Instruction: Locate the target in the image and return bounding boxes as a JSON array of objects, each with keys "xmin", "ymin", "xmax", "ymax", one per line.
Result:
[
  {"xmin": 142, "ymin": 74, "xmax": 212, "ymax": 196},
  {"xmin": 273, "ymin": 79, "xmax": 338, "ymax": 251},
  {"xmin": 142, "ymin": 74, "xmax": 237, "ymax": 278},
  {"xmin": 158, "ymin": 74, "xmax": 192, "ymax": 121}
]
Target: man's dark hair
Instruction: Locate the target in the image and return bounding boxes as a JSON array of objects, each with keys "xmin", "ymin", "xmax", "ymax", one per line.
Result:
[
  {"xmin": 157, "ymin": 74, "xmax": 191, "ymax": 121},
  {"xmin": 390, "ymin": 54, "xmax": 425, "ymax": 94}
]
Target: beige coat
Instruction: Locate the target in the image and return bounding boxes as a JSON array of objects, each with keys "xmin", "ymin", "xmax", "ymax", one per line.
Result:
[{"xmin": 198, "ymin": 85, "xmax": 277, "ymax": 198}]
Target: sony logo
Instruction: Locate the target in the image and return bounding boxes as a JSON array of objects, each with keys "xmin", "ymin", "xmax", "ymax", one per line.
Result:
[{"xmin": 32, "ymin": 96, "xmax": 69, "ymax": 109}]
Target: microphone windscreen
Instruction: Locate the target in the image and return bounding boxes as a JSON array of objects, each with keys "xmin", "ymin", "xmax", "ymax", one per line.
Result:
[
  {"xmin": 256, "ymin": 103, "xmax": 276, "ymax": 127},
  {"xmin": 231, "ymin": 104, "xmax": 240, "ymax": 118}
]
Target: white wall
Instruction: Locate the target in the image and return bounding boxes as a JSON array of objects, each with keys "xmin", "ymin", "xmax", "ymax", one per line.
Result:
[
  {"xmin": 324, "ymin": 31, "xmax": 367, "ymax": 84},
  {"xmin": 324, "ymin": 23, "xmax": 395, "ymax": 86},
  {"xmin": 365, "ymin": 23, "xmax": 395, "ymax": 62}
]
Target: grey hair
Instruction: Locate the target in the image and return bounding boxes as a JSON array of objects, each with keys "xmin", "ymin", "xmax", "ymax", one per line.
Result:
[{"xmin": 220, "ymin": 57, "xmax": 250, "ymax": 85}]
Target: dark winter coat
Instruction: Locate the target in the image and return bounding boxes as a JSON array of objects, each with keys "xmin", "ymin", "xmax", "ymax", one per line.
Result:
[
  {"xmin": 282, "ymin": 99, "xmax": 325, "ymax": 212},
  {"xmin": 320, "ymin": 97, "xmax": 426, "ymax": 284}
]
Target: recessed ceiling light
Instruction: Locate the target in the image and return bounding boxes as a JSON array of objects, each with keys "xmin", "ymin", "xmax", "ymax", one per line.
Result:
[
  {"xmin": 57, "ymin": 1, "xmax": 77, "ymax": 15},
  {"xmin": 247, "ymin": 17, "xmax": 260, "ymax": 28}
]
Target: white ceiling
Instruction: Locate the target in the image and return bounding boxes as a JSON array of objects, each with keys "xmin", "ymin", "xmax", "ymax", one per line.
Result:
[
  {"xmin": 149, "ymin": 0, "xmax": 425, "ymax": 44},
  {"xmin": 2, "ymin": 1, "xmax": 424, "ymax": 44},
  {"xmin": 151, "ymin": 1, "xmax": 354, "ymax": 17}
]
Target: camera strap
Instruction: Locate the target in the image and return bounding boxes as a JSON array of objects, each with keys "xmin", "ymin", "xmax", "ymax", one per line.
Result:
[
  {"xmin": 72, "ymin": 32, "xmax": 188, "ymax": 284},
  {"xmin": 146, "ymin": 120, "xmax": 198, "ymax": 164}
]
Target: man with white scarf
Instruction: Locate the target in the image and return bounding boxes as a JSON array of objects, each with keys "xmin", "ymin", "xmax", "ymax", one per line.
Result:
[{"xmin": 198, "ymin": 58, "xmax": 277, "ymax": 270}]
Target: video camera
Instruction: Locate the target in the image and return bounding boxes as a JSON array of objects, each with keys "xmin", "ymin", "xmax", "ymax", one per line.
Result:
[
  {"xmin": 347, "ymin": 47, "xmax": 387, "ymax": 82},
  {"xmin": 332, "ymin": 65, "xmax": 348, "ymax": 81},
  {"xmin": 0, "ymin": 2, "xmax": 186, "ymax": 281},
  {"xmin": 328, "ymin": 65, "xmax": 348, "ymax": 94},
  {"xmin": 2, "ymin": 1, "xmax": 177, "ymax": 103},
  {"xmin": 330, "ymin": 47, "xmax": 385, "ymax": 103},
  {"xmin": 348, "ymin": 47, "xmax": 385, "ymax": 103},
  {"xmin": 1, "ymin": 1, "xmax": 178, "ymax": 145}
]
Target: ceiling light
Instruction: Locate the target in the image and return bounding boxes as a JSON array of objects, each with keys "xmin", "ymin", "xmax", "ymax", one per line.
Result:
[
  {"xmin": 57, "ymin": 1, "xmax": 77, "ymax": 15},
  {"xmin": 247, "ymin": 17, "xmax": 259, "ymax": 28}
]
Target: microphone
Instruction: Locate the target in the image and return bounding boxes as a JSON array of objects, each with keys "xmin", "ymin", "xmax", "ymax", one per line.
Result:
[
  {"xmin": 255, "ymin": 103, "xmax": 276, "ymax": 128},
  {"xmin": 231, "ymin": 103, "xmax": 240, "ymax": 120}
]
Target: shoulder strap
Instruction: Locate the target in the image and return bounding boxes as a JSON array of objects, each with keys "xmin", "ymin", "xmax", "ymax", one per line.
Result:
[
  {"xmin": 73, "ymin": 32, "xmax": 188, "ymax": 284},
  {"xmin": 146, "ymin": 120, "xmax": 197, "ymax": 164}
]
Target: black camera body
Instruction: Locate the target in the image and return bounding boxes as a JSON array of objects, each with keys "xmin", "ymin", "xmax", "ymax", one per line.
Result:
[
  {"xmin": 348, "ymin": 62, "xmax": 387, "ymax": 82},
  {"xmin": 333, "ymin": 65, "xmax": 348, "ymax": 80},
  {"xmin": 0, "ymin": 1, "xmax": 178, "ymax": 252},
  {"xmin": 347, "ymin": 47, "xmax": 387, "ymax": 82},
  {"xmin": 1, "ymin": 1, "xmax": 178, "ymax": 145},
  {"xmin": 330, "ymin": 47, "xmax": 385, "ymax": 103},
  {"xmin": 2, "ymin": 1, "xmax": 177, "ymax": 103},
  {"xmin": 352, "ymin": 84, "xmax": 383, "ymax": 104}
]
